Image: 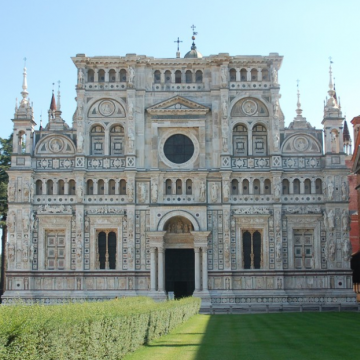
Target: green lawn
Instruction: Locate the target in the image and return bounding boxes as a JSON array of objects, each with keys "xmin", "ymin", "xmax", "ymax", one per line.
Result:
[{"xmin": 124, "ymin": 312, "xmax": 360, "ymax": 360}]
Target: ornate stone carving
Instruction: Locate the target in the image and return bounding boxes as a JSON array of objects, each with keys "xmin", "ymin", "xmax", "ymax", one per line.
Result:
[
  {"xmin": 126, "ymin": 182, "xmax": 134, "ymax": 202},
  {"xmin": 7, "ymin": 211, "xmax": 16, "ymax": 233},
  {"xmin": 128, "ymin": 128, "xmax": 135, "ymax": 152},
  {"xmin": 341, "ymin": 210, "xmax": 349, "ymax": 233},
  {"xmin": 77, "ymin": 68, "xmax": 84, "ymax": 84},
  {"xmin": 84, "ymin": 216, "xmax": 90, "ymax": 232},
  {"xmin": 23, "ymin": 182, "xmax": 30, "ymax": 202},
  {"xmin": 199, "ymin": 181, "xmax": 206, "ymax": 202},
  {"xmin": 86, "ymin": 206, "xmax": 124, "ymax": 215},
  {"xmin": 327, "ymin": 178, "xmax": 334, "ymax": 200},
  {"xmin": 166, "ymin": 217, "xmax": 193, "ymax": 233},
  {"xmin": 233, "ymin": 206, "xmax": 271, "ymax": 215},
  {"xmin": 341, "ymin": 181, "xmax": 348, "ymax": 201},
  {"xmin": 271, "ymin": 66, "xmax": 278, "ymax": 84},
  {"xmin": 77, "ymin": 131, "xmax": 84, "ymax": 152},
  {"xmin": 37, "ymin": 205, "xmax": 72, "ymax": 214},
  {"xmin": 151, "ymin": 179, "xmax": 158, "ymax": 203},
  {"xmin": 223, "ymin": 181, "xmax": 230, "ymax": 202},
  {"xmin": 128, "ymin": 67, "xmax": 135, "ymax": 86},
  {"xmin": 285, "ymin": 205, "xmax": 321, "ymax": 214},
  {"xmin": 210, "ymin": 183, "xmax": 218, "ymax": 203},
  {"xmin": 222, "ymin": 100, "xmax": 228, "ymax": 118},
  {"xmin": 328, "ymin": 241, "xmax": 336, "ymax": 261},
  {"xmin": 7, "ymin": 243, "xmax": 15, "ymax": 262},
  {"xmin": 343, "ymin": 240, "xmax": 351, "ymax": 261},
  {"xmin": 276, "ymin": 242, "xmax": 282, "ymax": 262},
  {"xmin": 8, "ymin": 181, "xmax": 16, "ymax": 202},
  {"xmin": 138, "ymin": 183, "xmax": 147, "ymax": 203},
  {"xmin": 22, "ymin": 214, "xmax": 29, "ymax": 233}
]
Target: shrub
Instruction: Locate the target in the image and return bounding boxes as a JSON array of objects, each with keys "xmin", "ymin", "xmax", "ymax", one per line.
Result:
[{"xmin": 0, "ymin": 296, "xmax": 200, "ymax": 359}]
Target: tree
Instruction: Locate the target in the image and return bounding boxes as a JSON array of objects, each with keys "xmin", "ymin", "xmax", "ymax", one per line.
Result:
[{"xmin": 0, "ymin": 134, "xmax": 12, "ymax": 300}]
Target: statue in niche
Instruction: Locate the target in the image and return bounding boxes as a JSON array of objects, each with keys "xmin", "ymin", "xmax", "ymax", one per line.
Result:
[
  {"xmin": 274, "ymin": 133, "xmax": 280, "ymax": 150},
  {"xmin": 77, "ymin": 131, "xmax": 84, "ymax": 152},
  {"xmin": 22, "ymin": 241, "xmax": 28, "ymax": 262},
  {"xmin": 22, "ymin": 215, "xmax": 29, "ymax": 233},
  {"xmin": 151, "ymin": 180, "xmax": 158, "ymax": 203},
  {"xmin": 77, "ymin": 183, "xmax": 83, "ymax": 199},
  {"xmin": 222, "ymin": 100, "xmax": 228, "ymax": 117},
  {"xmin": 274, "ymin": 181, "xmax": 281, "ymax": 199},
  {"xmin": 7, "ymin": 211, "xmax": 15, "ymax": 233},
  {"xmin": 126, "ymin": 182, "xmax": 134, "ymax": 202},
  {"xmin": 199, "ymin": 181, "xmax": 206, "ymax": 202},
  {"xmin": 343, "ymin": 240, "xmax": 351, "ymax": 261},
  {"xmin": 84, "ymin": 217, "xmax": 90, "ymax": 233},
  {"xmin": 276, "ymin": 242, "xmax": 282, "ymax": 262},
  {"xmin": 327, "ymin": 209, "xmax": 335, "ymax": 230},
  {"xmin": 271, "ymin": 66, "xmax": 278, "ymax": 84},
  {"xmin": 128, "ymin": 67, "xmax": 135, "ymax": 85},
  {"xmin": 330, "ymin": 132, "xmax": 337, "ymax": 152},
  {"xmin": 128, "ymin": 128, "xmax": 135, "ymax": 152},
  {"xmin": 167, "ymin": 218, "xmax": 192, "ymax": 233},
  {"xmin": 211, "ymin": 183, "xmax": 218, "ymax": 203},
  {"xmin": 231, "ymin": 217, "xmax": 235, "ymax": 229},
  {"xmin": 76, "ymin": 238, "xmax": 82, "ymax": 263},
  {"xmin": 32, "ymin": 215, "xmax": 39, "ymax": 230},
  {"xmin": 222, "ymin": 136, "xmax": 228, "ymax": 152},
  {"xmin": 78, "ymin": 68, "xmax": 84, "ymax": 84},
  {"xmin": 342, "ymin": 209, "xmax": 349, "ymax": 232},
  {"xmin": 327, "ymin": 179, "xmax": 334, "ymax": 200},
  {"xmin": 221, "ymin": 67, "xmax": 227, "ymax": 84},
  {"xmin": 277, "ymin": 277, "xmax": 282, "ymax": 289},
  {"xmin": 127, "ymin": 101, "xmax": 134, "ymax": 119},
  {"xmin": 341, "ymin": 181, "xmax": 348, "ymax": 201},
  {"xmin": 176, "ymin": 220, "xmax": 183, "ymax": 233},
  {"xmin": 23, "ymin": 183, "xmax": 30, "ymax": 202},
  {"xmin": 8, "ymin": 182, "xmax": 15, "ymax": 202},
  {"xmin": 223, "ymin": 181, "xmax": 230, "ymax": 202},
  {"xmin": 138, "ymin": 183, "xmax": 147, "ymax": 203},
  {"xmin": 328, "ymin": 241, "xmax": 336, "ymax": 261},
  {"xmin": 8, "ymin": 243, "xmax": 15, "ymax": 262},
  {"xmin": 225, "ymin": 277, "xmax": 230, "ymax": 290}
]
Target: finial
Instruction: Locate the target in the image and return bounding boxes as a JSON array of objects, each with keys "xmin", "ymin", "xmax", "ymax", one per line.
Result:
[
  {"xmin": 174, "ymin": 37, "xmax": 183, "ymax": 52},
  {"xmin": 190, "ymin": 24, "xmax": 198, "ymax": 50},
  {"xmin": 57, "ymin": 80, "xmax": 61, "ymax": 111},
  {"xmin": 23, "ymin": 57, "xmax": 27, "ymax": 68},
  {"xmin": 295, "ymin": 80, "xmax": 303, "ymax": 118},
  {"xmin": 20, "ymin": 63, "xmax": 29, "ymax": 105},
  {"xmin": 328, "ymin": 57, "xmax": 334, "ymax": 91},
  {"xmin": 40, "ymin": 112, "xmax": 43, "ymax": 130},
  {"xmin": 15, "ymin": 98, "xmax": 18, "ymax": 111},
  {"xmin": 52, "ymin": 82, "xmax": 55, "ymax": 94}
]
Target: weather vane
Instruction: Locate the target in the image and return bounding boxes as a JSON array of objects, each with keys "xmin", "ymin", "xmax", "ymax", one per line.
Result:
[
  {"xmin": 174, "ymin": 37, "xmax": 183, "ymax": 51},
  {"xmin": 329, "ymin": 56, "xmax": 333, "ymax": 64},
  {"xmin": 297, "ymin": 79, "xmax": 299, "ymax": 88},
  {"xmin": 23, "ymin": 57, "xmax": 27, "ymax": 67},
  {"xmin": 191, "ymin": 24, "xmax": 198, "ymax": 36},
  {"xmin": 58, "ymin": 80, "xmax": 61, "ymax": 90}
]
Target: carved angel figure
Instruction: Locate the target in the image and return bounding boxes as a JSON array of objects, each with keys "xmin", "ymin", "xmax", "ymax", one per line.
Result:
[
  {"xmin": 199, "ymin": 181, "xmax": 206, "ymax": 202},
  {"xmin": 343, "ymin": 240, "xmax": 351, "ymax": 261},
  {"xmin": 128, "ymin": 67, "xmax": 135, "ymax": 84},
  {"xmin": 271, "ymin": 66, "xmax": 278, "ymax": 84},
  {"xmin": 341, "ymin": 181, "xmax": 348, "ymax": 201},
  {"xmin": 78, "ymin": 68, "xmax": 84, "ymax": 84},
  {"xmin": 341, "ymin": 210, "xmax": 350, "ymax": 232},
  {"xmin": 327, "ymin": 209, "xmax": 335, "ymax": 230},
  {"xmin": 327, "ymin": 179, "xmax": 334, "ymax": 200}
]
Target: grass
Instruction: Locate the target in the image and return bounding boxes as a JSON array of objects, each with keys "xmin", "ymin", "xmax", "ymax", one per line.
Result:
[{"xmin": 124, "ymin": 312, "xmax": 360, "ymax": 360}]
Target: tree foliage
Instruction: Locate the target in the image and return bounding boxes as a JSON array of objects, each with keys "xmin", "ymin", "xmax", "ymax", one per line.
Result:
[{"xmin": 0, "ymin": 134, "xmax": 12, "ymax": 227}]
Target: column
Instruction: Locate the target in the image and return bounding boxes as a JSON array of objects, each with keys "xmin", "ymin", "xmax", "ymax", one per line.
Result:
[
  {"xmin": 257, "ymin": 68, "xmax": 262, "ymax": 81},
  {"xmin": 104, "ymin": 179, "xmax": 109, "ymax": 195},
  {"xmin": 53, "ymin": 180, "xmax": 59, "ymax": 195},
  {"xmin": 300, "ymin": 180, "xmax": 305, "ymax": 194},
  {"xmin": 171, "ymin": 70, "xmax": 175, "ymax": 83},
  {"xmin": 260, "ymin": 178, "xmax": 265, "ymax": 195},
  {"xmin": 195, "ymin": 247, "xmax": 201, "ymax": 291},
  {"xmin": 249, "ymin": 178, "xmax": 254, "ymax": 195},
  {"xmin": 42, "ymin": 179, "xmax": 47, "ymax": 195},
  {"xmin": 289, "ymin": 179, "xmax": 294, "ymax": 194},
  {"xmin": 94, "ymin": 70, "xmax": 99, "ymax": 82},
  {"xmin": 64, "ymin": 179, "xmax": 69, "ymax": 195},
  {"xmin": 311, "ymin": 179, "xmax": 316, "ymax": 194},
  {"xmin": 181, "ymin": 69, "xmax": 186, "ymax": 84},
  {"xmin": 105, "ymin": 232, "xmax": 109, "ymax": 269},
  {"xmin": 202, "ymin": 247, "xmax": 208, "ymax": 291},
  {"xmin": 104, "ymin": 69, "xmax": 109, "ymax": 82},
  {"xmin": 93, "ymin": 180, "xmax": 98, "ymax": 195},
  {"xmin": 236, "ymin": 68, "xmax": 240, "ymax": 82},
  {"xmin": 182, "ymin": 179, "xmax": 186, "ymax": 195},
  {"xmin": 158, "ymin": 248, "xmax": 164, "ymax": 291},
  {"xmin": 150, "ymin": 247, "xmax": 156, "ymax": 291},
  {"xmin": 115, "ymin": 179, "xmax": 120, "ymax": 195},
  {"xmin": 246, "ymin": 68, "xmax": 251, "ymax": 81},
  {"xmin": 248, "ymin": 129, "xmax": 253, "ymax": 155},
  {"xmin": 239, "ymin": 179, "xmax": 243, "ymax": 195},
  {"xmin": 160, "ymin": 70, "xmax": 165, "ymax": 84}
]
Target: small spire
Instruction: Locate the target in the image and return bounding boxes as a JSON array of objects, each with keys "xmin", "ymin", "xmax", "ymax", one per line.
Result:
[
  {"xmin": 57, "ymin": 80, "xmax": 61, "ymax": 111},
  {"xmin": 39, "ymin": 112, "xmax": 43, "ymax": 130},
  {"xmin": 295, "ymin": 80, "xmax": 303, "ymax": 118},
  {"xmin": 328, "ymin": 57, "xmax": 334, "ymax": 91},
  {"xmin": 15, "ymin": 98, "xmax": 18, "ymax": 111},
  {"xmin": 50, "ymin": 87, "xmax": 57, "ymax": 112},
  {"xmin": 20, "ymin": 60, "xmax": 29, "ymax": 105}
]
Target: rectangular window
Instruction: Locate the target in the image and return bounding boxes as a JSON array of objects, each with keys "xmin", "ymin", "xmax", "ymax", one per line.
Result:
[
  {"xmin": 46, "ymin": 231, "xmax": 66, "ymax": 270},
  {"xmin": 294, "ymin": 229, "xmax": 314, "ymax": 269}
]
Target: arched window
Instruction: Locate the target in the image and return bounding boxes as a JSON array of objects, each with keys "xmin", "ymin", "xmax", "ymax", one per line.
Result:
[
  {"xmin": 97, "ymin": 231, "xmax": 116, "ymax": 270},
  {"xmin": 186, "ymin": 179, "xmax": 193, "ymax": 195},
  {"xmin": 243, "ymin": 231, "xmax": 262, "ymax": 269},
  {"xmin": 264, "ymin": 179, "xmax": 271, "ymax": 195},
  {"xmin": 98, "ymin": 179, "xmax": 105, "ymax": 195},
  {"xmin": 58, "ymin": 180, "xmax": 65, "ymax": 195},
  {"xmin": 176, "ymin": 179, "xmax": 182, "ymax": 195},
  {"xmin": 304, "ymin": 179, "xmax": 311, "ymax": 194},
  {"xmin": 165, "ymin": 70, "xmax": 171, "ymax": 83},
  {"xmin": 17, "ymin": 131, "xmax": 26, "ymax": 154},
  {"xmin": 315, "ymin": 179, "xmax": 322, "ymax": 194},
  {"xmin": 253, "ymin": 179, "xmax": 260, "ymax": 195},
  {"xmin": 251, "ymin": 68, "xmax": 258, "ymax": 81},
  {"xmin": 47, "ymin": 180, "xmax": 54, "ymax": 195},
  {"xmin": 242, "ymin": 179, "xmax": 249, "ymax": 195},
  {"xmin": 98, "ymin": 69, "xmax": 105, "ymax": 82},
  {"xmin": 282, "ymin": 179, "xmax": 289, "ymax": 195},
  {"xmin": 252, "ymin": 124, "xmax": 267, "ymax": 156},
  {"xmin": 233, "ymin": 124, "xmax": 248, "ymax": 156},
  {"xmin": 120, "ymin": 179, "xmax": 127, "ymax": 195},
  {"xmin": 110, "ymin": 125, "xmax": 124, "ymax": 155},
  {"xmin": 120, "ymin": 69, "xmax": 127, "ymax": 82},
  {"xmin": 229, "ymin": 68, "xmax": 236, "ymax": 81},
  {"xmin": 195, "ymin": 70, "xmax": 203, "ymax": 83},
  {"xmin": 87, "ymin": 180, "xmax": 94, "ymax": 195},
  {"xmin": 109, "ymin": 69, "xmax": 116, "ymax": 82},
  {"xmin": 91, "ymin": 125, "xmax": 105, "ymax": 155},
  {"xmin": 262, "ymin": 69, "xmax": 269, "ymax": 81},
  {"xmin": 87, "ymin": 69, "xmax": 95, "ymax": 82},
  {"xmin": 185, "ymin": 70, "xmax": 193, "ymax": 83},
  {"xmin": 175, "ymin": 70, "xmax": 182, "ymax": 83},
  {"xmin": 165, "ymin": 179, "xmax": 172, "ymax": 195},
  {"xmin": 231, "ymin": 179, "xmax": 239, "ymax": 195},
  {"xmin": 240, "ymin": 68, "xmax": 247, "ymax": 81},
  {"xmin": 154, "ymin": 70, "xmax": 161, "ymax": 83},
  {"xmin": 36, "ymin": 180, "xmax": 42, "ymax": 195},
  {"xmin": 293, "ymin": 179, "xmax": 300, "ymax": 194},
  {"xmin": 69, "ymin": 180, "xmax": 76, "ymax": 195},
  {"xmin": 109, "ymin": 179, "xmax": 116, "ymax": 195}
]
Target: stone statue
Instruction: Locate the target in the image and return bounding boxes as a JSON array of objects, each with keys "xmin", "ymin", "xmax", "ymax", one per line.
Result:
[
  {"xmin": 76, "ymin": 239, "xmax": 82, "ymax": 262},
  {"xmin": 77, "ymin": 183, "xmax": 83, "ymax": 199},
  {"xmin": 151, "ymin": 180, "xmax": 158, "ymax": 203},
  {"xmin": 126, "ymin": 182, "xmax": 134, "ymax": 202},
  {"xmin": 7, "ymin": 211, "xmax": 15, "ymax": 233},
  {"xmin": 221, "ymin": 67, "xmax": 227, "ymax": 84},
  {"xmin": 22, "ymin": 215, "xmax": 29, "ymax": 232},
  {"xmin": 128, "ymin": 67, "xmax": 135, "ymax": 85},
  {"xmin": 223, "ymin": 181, "xmax": 230, "ymax": 202},
  {"xmin": 341, "ymin": 210, "xmax": 349, "ymax": 232},
  {"xmin": 78, "ymin": 68, "xmax": 84, "ymax": 84},
  {"xmin": 322, "ymin": 181, "xmax": 327, "ymax": 197},
  {"xmin": 222, "ymin": 136, "xmax": 228, "ymax": 152},
  {"xmin": 128, "ymin": 128, "xmax": 135, "ymax": 152},
  {"xmin": 327, "ymin": 180, "xmax": 334, "ymax": 200},
  {"xmin": 33, "ymin": 215, "xmax": 39, "ymax": 230},
  {"xmin": 328, "ymin": 241, "xmax": 335, "ymax": 261},
  {"xmin": 77, "ymin": 131, "xmax": 84, "ymax": 152},
  {"xmin": 7, "ymin": 243, "xmax": 15, "ymax": 262},
  {"xmin": 211, "ymin": 183, "xmax": 218, "ymax": 203},
  {"xmin": 22, "ymin": 241, "xmax": 28, "ymax": 262},
  {"xmin": 327, "ymin": 209, "xmax": 335, "ymax": 230},
  {"xmin": 271, "ymin": 66, "xmax": 278, "ymax": 84},
  {"xmin": 341, "ymin": 181, "xmax": 348, "ymax": 201},
  {"xmin": 8, "ymin": 182, "xmax": 16, "ymax": 202},
  {"xmin": 343, "ymin": 240, "xmax": 351, "ymax": 261},
  {"xmin": 276, "ymin": 242, "xmax": 282, "ymax": 262},
  {"xmin": 199, "ymin": 181, "xmax": 206, "ymax": 202},
  {"xmin": 231, "ymin": 217, "xmax": 235, "ymax": 229},
  {"xmin": 23, "ymin": 183, "xmax": 30, "ymax": 202},
  {"xmin": 274, "ymin": 182, "xmax": 281, "ymax": 199},
  {"xmin": 138, "ymin": 183, "xmax": 146, "ymax": 203},
  {"xmin": 85, "ymin": 217, "xmax": 90, "ymax": 233},
  {"xmin": 273, "ymin": 100, "xmax": 279, "ymax": 118},
  {"xmin": 274, "ymin": 133, "xmax": 280, "ymax": 150},
  {"xmin": 225, "ymin": 277, "xmax": 230, "ymax": 290},
  {"xmin": 127, "ymin": 100, "xmax": 134, "ymax": 119},
  {"xmin": 222, "ymin": 100, "xmax": 228, "ymax": 117}
]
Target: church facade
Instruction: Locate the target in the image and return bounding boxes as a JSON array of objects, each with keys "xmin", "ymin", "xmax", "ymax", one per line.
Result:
[{"xmin": 3, "ymin": 41, "xmax": 355, "ymax": 306}]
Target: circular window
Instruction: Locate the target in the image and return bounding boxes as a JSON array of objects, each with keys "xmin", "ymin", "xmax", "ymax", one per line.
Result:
[{"xmin": 164, "ymin": 134, "xmax": 194, "ymax": 164}]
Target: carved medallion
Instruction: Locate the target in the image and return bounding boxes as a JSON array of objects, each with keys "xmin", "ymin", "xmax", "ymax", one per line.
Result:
[
  {"xmin": 242, "ymin": 100, "xmax": 257, "ymax": 116},
  {"xmin": 294, "ymin": 136, "xmax": 309, "ymax": 152},
  {"xmin": 99, "ymin": 100, "xmax": 115, "ymax": 116},
  {"xmin": 49, "ymin": 138, "xmax": 64, "ymax": 153}
]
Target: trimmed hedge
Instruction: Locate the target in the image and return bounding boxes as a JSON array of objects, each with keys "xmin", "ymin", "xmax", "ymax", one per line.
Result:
[{"xmin": 0, "ymin": 296, "xmax": 201, "ymax": 359}]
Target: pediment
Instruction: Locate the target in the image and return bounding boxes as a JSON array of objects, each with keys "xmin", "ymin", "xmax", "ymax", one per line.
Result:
[
  {"xmin": 281, "ymin": 133, "xmax": 322, "ymax": 154},
  {"xmin": 147, "ymin": 96, "xmax": 210, "ymax": 115},
  {"xmin": 35, "ymin": 134, "xmax": 76, "ymax": 156}
]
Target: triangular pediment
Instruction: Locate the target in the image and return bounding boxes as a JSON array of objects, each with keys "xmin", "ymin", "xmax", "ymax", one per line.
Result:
[{"xmin": 147, "ymin": 96, "xmax": 210, "ymax": 115}]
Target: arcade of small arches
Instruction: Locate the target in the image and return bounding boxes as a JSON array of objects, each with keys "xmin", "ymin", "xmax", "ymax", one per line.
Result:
[
  {"xmin": 154, "ymin": 69, "xmax": 203, "ymax": 84},
  {"xmin": 87, "ymin": 69, "xmax": 128, "ymax": 83},
  {"xmin": 229, "ymin": 67, "xmax": 270, "ymax": 82}
]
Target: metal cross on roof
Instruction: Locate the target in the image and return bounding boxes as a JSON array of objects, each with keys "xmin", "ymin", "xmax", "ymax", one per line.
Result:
[{"xmin": 174, "ymin": 37, "xmax": 183, "ymax": 51}]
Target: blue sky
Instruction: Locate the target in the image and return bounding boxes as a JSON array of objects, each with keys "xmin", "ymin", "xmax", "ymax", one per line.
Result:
[{"xmin": 0, "ymin": 0, "xmax": 359, "ymax": 139}]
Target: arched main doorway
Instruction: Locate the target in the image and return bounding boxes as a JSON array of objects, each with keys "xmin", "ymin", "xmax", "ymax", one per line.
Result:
[{"xmin": 164, "ymin": 216, "xmax": 195, "ymax": 298}]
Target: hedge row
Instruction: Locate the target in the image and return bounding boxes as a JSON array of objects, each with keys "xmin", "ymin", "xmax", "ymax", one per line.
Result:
[{"xmin": 0, "ymin": 296, "xmax": 201, "ymax": 360}]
